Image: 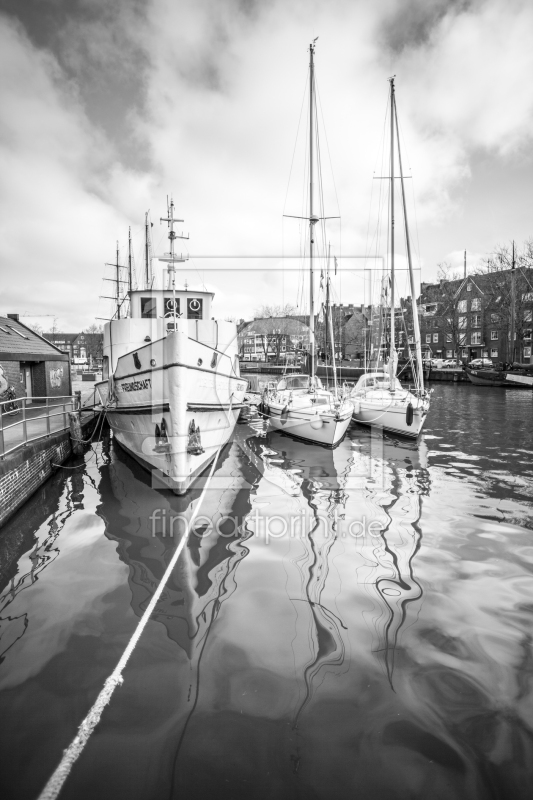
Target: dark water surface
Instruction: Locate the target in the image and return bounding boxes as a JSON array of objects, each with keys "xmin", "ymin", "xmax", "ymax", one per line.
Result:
[{"xmin": 0, "ymin": 384, "xmax": 532, "ymax": 800}]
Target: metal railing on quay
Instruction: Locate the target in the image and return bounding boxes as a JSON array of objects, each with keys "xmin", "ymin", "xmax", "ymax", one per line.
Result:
[{"xmin": 0, "ymin": 395, "xmax": 77, "ymax": 458}]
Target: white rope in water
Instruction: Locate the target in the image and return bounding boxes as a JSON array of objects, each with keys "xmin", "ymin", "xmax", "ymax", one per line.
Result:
[{"xmin": 38, "ymin": 443, "xmax": 223, "ymax": 800}]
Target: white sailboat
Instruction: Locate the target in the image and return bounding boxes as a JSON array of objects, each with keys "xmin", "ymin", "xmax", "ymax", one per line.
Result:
[
  {"xmin": 264, "ymin": 40, "xmax": 353, "ymax": 447},
  {"xmin": 351, "ymin": 77, "xmax": 430, "ymax": 439},
  {"xmin": 95, "ymin": 200, "xmax": 247, "ymax": 494}
]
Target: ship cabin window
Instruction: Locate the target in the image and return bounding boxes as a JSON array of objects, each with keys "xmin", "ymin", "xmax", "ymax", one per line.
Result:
[
  {"xmin": 164, "ymin": 298, "xmax": 180, "ymax": 316},
  {"xmin": 141, "ymin": 297, "xmax": 157, "ymax": 318},
  {"xmin": 187, "ymin": 298, "xmax": 203, "ymax": 319}
]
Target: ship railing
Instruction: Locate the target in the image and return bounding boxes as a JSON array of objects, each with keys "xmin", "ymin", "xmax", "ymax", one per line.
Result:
[{"xmin": 0, "ymin": 395, "xmax": 78, "ymax": 458}]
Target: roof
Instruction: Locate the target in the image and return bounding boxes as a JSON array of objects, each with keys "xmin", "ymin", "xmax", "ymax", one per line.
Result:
[
  {"xmin": 240, "ymin": 317, "xmax": 311, "ymax": 336},
  {"xmin": 0, "ymin": 317, "xmax": 69, "ymax": 362}
]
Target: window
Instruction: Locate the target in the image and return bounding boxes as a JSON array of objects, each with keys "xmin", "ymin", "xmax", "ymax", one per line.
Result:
[
  {"xmin": 432, "ymin": 318, "xmax": 439, "ymax": 328},
  {"xmin": 458, "ymin": 300, "xmax": 467, "ymax": 313},
  {"xmin": 425, "ymin": 304, "xmax": 437, "ymax": 313},
  {"xmin": 446, "ymin": 349, "xmax": 453, "ymax": 358},
  {"xmin": 491, "ymin": 313, "xmax": 500, "ymax": 323},
  {"xmin": 426, "ymin": 334, "xmax": 431, "ymax": 344},
  {"xmin": 524, "ymin": 310, "xmax": 532, "ymax": 322},
  {"xmin": 187, "ymin": 298, "xmax": 203, "ymax": 319},
  {"xmin": 471, "ymin": 315, "xmax": 481, "ymax": 328},
  {"xmin": 433, "ymin": 333, "xmax": 439, "ymax": 343},
  {"xmin": 524, "ymin": 329, "xmax": 532, "ymax": 340},
  {"xmin": 458, "ymin": 334, "xmax": 466, "ymax": 345},
  {"xmin": 524, "ymin": 347, "xmax": 532, "ymax": 358},
  {"xmin": 523, "ymin": 293, "xmax": 533, "ymax": 301},
  {"xmin": 482, "ymin": 350, "xmax": 489, "ymax": 358},
  {"xmin": 490, "ymin": 330, "xmax": 498, "ymax": 340},
  {"xmin": 141, "ymin": 297, "xmax": 157, "ymax": 318},
  {"xmin": 471, "ymin": 332, "xmax": 482, "ymax": 345},
  {"xmin": 491, "ymin": 349, "xmax": 498, "ymax": 358},
  {"xmin": 467, "ymin": 283, "xmax": 472, "ymax": 291},
  {"xmin": 458, "ymin": 316, "xmax": 467, "ymax": 329},
  {"xmin": 408, "ymin": 322, "xmax": 413, "ymax": 330},
  {"xmin": 163, "ymin": 297, "xmax": 181, "ymax": 317},
  {"xmin": 461, "ymin": 348, "xmax": 469, "ymax": 358},
  {"xmin": 446, "ymin": 333, "xmax": 452, "ymax": 342},
  {"xmin": 471, "ymin": 298, "xmax": 481, "ymax": 311},
  {"xmin": 408, "ymin": 335, "xmax": 414, "ymax": 344}
]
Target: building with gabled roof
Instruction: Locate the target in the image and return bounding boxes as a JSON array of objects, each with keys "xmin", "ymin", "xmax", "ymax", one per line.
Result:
[{"xmin": 0, "ymin": 314, "xmax": 71, "ymax": 402}]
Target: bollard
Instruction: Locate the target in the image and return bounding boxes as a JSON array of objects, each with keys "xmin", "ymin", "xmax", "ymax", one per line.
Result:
[
  {"xmin": 69, "ymin": 411, "xmax": 84, "ymax": 455},
  {"xmin": 75, "ymin": 390, "xmax": 82, "ymax": 411}
]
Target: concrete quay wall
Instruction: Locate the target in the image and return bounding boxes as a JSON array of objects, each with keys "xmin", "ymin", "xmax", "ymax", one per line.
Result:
[{"xmin": 0, "ymin": 413, "xmax": 100, "ymax": 530}]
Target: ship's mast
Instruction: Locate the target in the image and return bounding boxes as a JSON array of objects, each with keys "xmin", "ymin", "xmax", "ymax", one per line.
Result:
[
  {"xmin": 128, "ymin": 226, "xmax": 133, "ymax": 315},
  {"xmin": 115, "ymin": 240, "xmax": 121, "ymax": 320},
  {"xmin": 159, "ymin": 199, "xmax": 189, "ymax": 328},
  {"xmin": 309, "ymin": 39, "xmax": 318, "ymax": 387},
  {"xmin": 390, "ymin": 76, "xmax": 395, "ymax": 366},
  {"xmin": 394, "ymin": 82, "xmax": 424, "ymax": 392},
  {"xmin": 145, "ymin": 212, "xmax": 151, "ymax": 289}
]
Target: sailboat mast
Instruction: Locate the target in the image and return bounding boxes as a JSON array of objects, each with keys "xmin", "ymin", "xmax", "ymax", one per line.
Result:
[
  {"xmin": 327, "ymin": 246, "xmax": 338, "ymax": 399},
  {"xmin": 309, "ymin": 40, "xmax": 317, "ymax": 386},
  {"xmin": 393, "ymin": 86, "xmax": 424, "ymax": 392},
  {"xmin": 510, "ymin": 240, "xmax": 516, "ymax": 364},
  {"xmin": 390, "ymin": 76, "xmax": 395, "ymax": 362}
]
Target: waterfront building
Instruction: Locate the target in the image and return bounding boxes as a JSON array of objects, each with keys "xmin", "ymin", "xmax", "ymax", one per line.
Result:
[
  {"xmin": 401, "ymin": 268, "xmax": 533, "ymax": 364},
  {"xmin": 44, "ymin": 330, "xmax": 104, "ymax": 367},
  {"xmin": 238, "ymin": 316, "xmax": 311, "ymax": 362},
  {"xmin": 0, "ymin": 314, "xmax": 71, "ymax": 401}
]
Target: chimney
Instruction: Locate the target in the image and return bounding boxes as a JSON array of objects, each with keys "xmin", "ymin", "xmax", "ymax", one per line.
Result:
[{"xmin": 7, "ymin": 313, "xmax": 19, "ymax": 322}]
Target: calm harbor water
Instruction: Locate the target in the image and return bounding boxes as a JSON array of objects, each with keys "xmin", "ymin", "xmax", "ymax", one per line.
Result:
[{"xmin": 0, "ymin": 383, "xmax": 532, "ymax": 800}]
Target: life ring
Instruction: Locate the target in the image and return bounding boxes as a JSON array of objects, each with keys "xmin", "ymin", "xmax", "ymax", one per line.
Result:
[{"xmin": 189, "ymin": 299, "xmax": 201, "ymax": 312}]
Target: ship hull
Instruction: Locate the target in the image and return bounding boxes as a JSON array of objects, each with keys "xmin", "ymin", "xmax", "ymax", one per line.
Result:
[
  {"xmin": 465, "ymin": 366, "xmax": 533, "ymax": 388},
  {"xmin": 97, "ymin": 322, "xmax": 246, "ymax": 493}
]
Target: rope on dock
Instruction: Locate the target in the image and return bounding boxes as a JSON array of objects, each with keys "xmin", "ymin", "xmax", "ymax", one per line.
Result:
[{"xmin": 38, "ymin": 441, "xmax": 224, "ymax": 800}]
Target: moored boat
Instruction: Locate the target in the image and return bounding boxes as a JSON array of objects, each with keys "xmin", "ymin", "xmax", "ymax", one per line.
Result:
[
  {"xmin": 96, "ymin": 200, "xmax": 247, "ymax": 494},
  {"xmin": 351, "ymin": 77, "xmax": 430, "ymax": 438}
]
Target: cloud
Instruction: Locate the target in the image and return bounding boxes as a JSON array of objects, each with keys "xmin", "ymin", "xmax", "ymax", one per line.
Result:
[{"xmin": 2, "ymin": 0, "xmax": 533, "ymax": 329}]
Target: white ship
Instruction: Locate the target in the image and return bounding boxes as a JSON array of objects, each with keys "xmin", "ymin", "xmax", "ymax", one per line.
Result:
[{"xmin": 96, "ymin": 201, "xmax": 247, "ymax": 494}]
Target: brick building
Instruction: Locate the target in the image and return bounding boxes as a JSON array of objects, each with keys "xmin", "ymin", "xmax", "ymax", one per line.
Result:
[
  {"xmin": 0, "ymin": 314, "xmax": 71, "ymax": 402},
  {"xmin": 238, "ymin": 317, "xmax": 311, "ymax": 362},
  {"xmin": 401, "ymin": 269, "xmax": 533, "ymax": 364},
  {"xmin": 44, "ymin": 331, "xmax": 103, "ymax": 366}
]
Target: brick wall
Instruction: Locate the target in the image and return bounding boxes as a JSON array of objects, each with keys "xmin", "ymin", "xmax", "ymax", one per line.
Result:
[
  {"xmin": 32, "ymin": 362, "xmax": 47, "ymax": 398},
  {"xmin": 45, "ymin": 360, "xmax": 71, "ymax": 397},
  {"xmin": 0, "ymin": 360, "xmax": 23, "ymax": 398},
  {"xmin": 0, "ymin": 431, "xmax": 71, "ymax": 527}
]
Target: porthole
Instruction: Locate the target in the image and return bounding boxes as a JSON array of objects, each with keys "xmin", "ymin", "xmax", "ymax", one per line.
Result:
[
  {"xmin": 197, "ymin": 358, "xmax": 203, "ymax": 366},
  {"xmin": 150, "ymin": 358, "xmax": 156, "ymax": 367}
]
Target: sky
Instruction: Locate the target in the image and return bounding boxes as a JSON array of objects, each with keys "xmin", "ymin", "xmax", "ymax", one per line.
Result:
[{"xmin": 0, "ymin": 0, "xmax": 532, "ymax": 331}]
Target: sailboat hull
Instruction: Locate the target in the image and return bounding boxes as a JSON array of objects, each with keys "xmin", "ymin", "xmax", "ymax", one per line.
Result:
[
  {"xmin": 352, "ymin": 402, "xmax": 427, "ymax": 438},
  {"xmin": 268, "ymin": 403, "xmax": 353, "ymax": 446}
]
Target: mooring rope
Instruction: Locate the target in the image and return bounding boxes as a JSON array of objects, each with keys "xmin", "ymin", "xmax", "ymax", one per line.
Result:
[{"xmin": 38, "ymin": 441, "xmax": 224, "ymax": 800}]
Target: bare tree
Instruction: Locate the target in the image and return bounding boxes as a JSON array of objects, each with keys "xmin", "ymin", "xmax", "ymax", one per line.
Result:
[
  {"xmin": 437, "ymin": 261, "xmax": 462, "ymax": 282},
  {"xmin": 84, "ymin": 324, "xmax": 104, "ymax": 365},
  {"xmin": 254, "ymin": 303, "xmax": 297, "ymax": 319}
]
